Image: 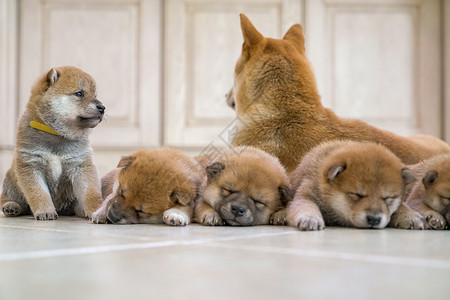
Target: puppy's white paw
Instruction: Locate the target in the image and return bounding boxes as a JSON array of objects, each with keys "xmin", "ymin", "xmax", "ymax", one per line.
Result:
[
  {"xmin": 270, "ymin": 209, "xmax": 287, "ymax": 225},
  {"xmin": 293, "ymin": 212, "xmax": 325, "ymax": 231},
  {"xmin": 425, "ymin": 211, "xmax": 446, "ymax": 230},
  {"xmin": 200, "ymin": 210, "xmax": 224, "ymax": 226},
  {"xmin": 391, "ymin": 210, "xmax": 424, "ymax": 230},
  {"xmin": 163, "ymin": 208, "xmax": 190, "ymax": 226},
  {"xmin": 92, "ymin": 207, "xmax": 108, "ymax": 224},
  {"xmin": 34, "ymin": 210, "xmax": 58, "ymax": 221}
]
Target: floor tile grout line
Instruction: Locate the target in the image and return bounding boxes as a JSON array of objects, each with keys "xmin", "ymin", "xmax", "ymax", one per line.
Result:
[
  {"xmin": 0, "ymin": 224, "xmax": 157, "ymax": 241},
  {"xmin": 0, "ymin": 230, "xmax": 297, "ymax": 262},
  {"xmin": 202, "ymin": 243, "xmax": 450, "ymax": 270},
  {"xmin": 0, "ymin": 223, "xmax": 298, "ymax": 241}
]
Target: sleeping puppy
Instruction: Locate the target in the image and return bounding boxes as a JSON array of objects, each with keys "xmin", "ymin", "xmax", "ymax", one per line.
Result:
[
  {"xmin": 92, "ymin": 148, "xmax": 203, "ymax": 225},
  {"xmin": 390, "ymin": 154, "xmax": 450, "ymax": 230},
  {"xmin": 194, "ymin": 146, "xmax": 293, "ymax": 226},
  {"xmin": 287, "ymin": 140, "xmax": 415, "ymax": 231}
]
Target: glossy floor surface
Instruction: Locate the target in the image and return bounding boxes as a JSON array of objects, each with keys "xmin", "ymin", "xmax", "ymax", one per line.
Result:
[{"xmin": 0, "ymin": 214, "xmax": 449, "ymax": 300}]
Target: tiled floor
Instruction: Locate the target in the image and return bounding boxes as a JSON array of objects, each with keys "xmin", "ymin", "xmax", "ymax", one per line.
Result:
[{"xmin": 0, "ymin": 214, "xmax": 449, "ymax": 300}]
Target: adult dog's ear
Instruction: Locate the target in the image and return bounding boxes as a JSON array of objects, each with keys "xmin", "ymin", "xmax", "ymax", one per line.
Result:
[
  {"xmin": 283, "ymin": 24, "xmax": 306, "ymax": 54},
  {"xmin": 279, "ymin": 185, "xmax": 295, "ymax": 204},
  {"xmin": 206, "ymin": 162, "xmax": 225, "ymax": 183},
  {"xmin": 240, "ymin": 14, "xmax": 264, "ymax": 48},
  {"xmin": 117, "ymin": 155, "xmax": 134, "ymax": 168}
]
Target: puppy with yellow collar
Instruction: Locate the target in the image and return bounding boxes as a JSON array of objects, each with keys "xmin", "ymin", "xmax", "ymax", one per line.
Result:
[{"xmin": 1, "ymin": 66, "xmax": 105, "ymax": 220}]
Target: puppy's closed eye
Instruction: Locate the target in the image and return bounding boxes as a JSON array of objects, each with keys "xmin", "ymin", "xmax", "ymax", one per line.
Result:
[
  {"xmin": 348, "ymin": 192, "xmax": 365, "ymax": 201},
  {"xmin": 252, "ymin": 198, "xmax": 266, "ymax": 210},
  {"xmin": 222, "ymin": 188, "xmax": 237, "ymax": 197}
]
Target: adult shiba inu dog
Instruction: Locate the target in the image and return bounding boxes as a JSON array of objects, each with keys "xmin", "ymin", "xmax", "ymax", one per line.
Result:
[
  {"xmin": 194, "ymin": 146, "xmax": 292, "ymax": 226},
  {"xmin": 287, "ymin": 140, "xmax": 415, "ymax": 231},
  {"xmin": 390, "ymin": 154, "xmax": 450, "ymax": 230},
  {"xmin": 92, "ymin": 148, "xmax": 202, "ymax": 225},
  {"xmin": 229, "ymin": 14, "xmax": 450, "ymax": 174},
  {"xmin": 1, "ymin": 66, "xmax": 105, "ymax": 220}
]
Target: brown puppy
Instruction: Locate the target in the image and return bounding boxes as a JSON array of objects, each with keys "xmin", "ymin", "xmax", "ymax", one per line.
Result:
[
  {"xmin": 230, "ymin": 14, "xmax": 450, "ymax": 174},
  {"xmin": 194, "ymin": 146, "xmax": 292, "ymax": 226},
  {"xmin": 92, "ymin": 148, "xmax": 202, "ymax": 225},
  {"xmin": 287, "ymin": 140, "xmax": 415, "ymax": 231},
  {"xmin": 1, "ymin": 66, "xmax": 105, "ymax": 220},
  {"xmin": 390, "ymin": 154, "xmax": 450, "ymax": 230}
]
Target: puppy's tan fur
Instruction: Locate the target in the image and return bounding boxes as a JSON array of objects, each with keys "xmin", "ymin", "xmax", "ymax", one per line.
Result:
[
  {"xmin": 93, "ymin": 148, "xmax": 202, "ymax": 225},
  {"xmin": 194, "ymin": 146, "xmax": 292, "ymax": 226},
  {"xmin": 230, "ymin": 14, "xmax": 450, "ymax": 174},
  {"xmin": 1, "ymin": 66, "xmax": 105, "ymax": 220},
  {"xmin": 287, "ymin": 140, "xmax": 415, "ymax": 230},
  {"xmin": 390, "ymin": 154, "xmax": 450, "ymax": 230}
]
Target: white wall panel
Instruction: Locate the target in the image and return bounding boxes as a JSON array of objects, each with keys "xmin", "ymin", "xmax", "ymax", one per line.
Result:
[
  {"xmin": 305, "ymin": 0, "xmax": 441, "ymax": 137},
  {"xmin": 0, "ymin": 0, "xmax": 17, "ymax": 148},
  {"xmin": 0, "ymin": 0, "xmax": 18, "ymax": 189}
]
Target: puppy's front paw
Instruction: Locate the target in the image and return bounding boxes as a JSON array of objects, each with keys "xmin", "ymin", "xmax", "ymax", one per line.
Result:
[
  {"xmin": 91, "ymin": 207, "xmax": 108, "ymax": 224},
  {"xmin": 163, "ymin": 208, "xmax": 190, "ymax": 226},
  {"xmin": 200, "ymin": 210, "xmax": 224, "ymax": 226},
  {"xmin": 2, "ymin": 201, "xmax": 22, "ymax": 217},
  {"xmin": 292, "ymin": 212, "xmax": 325, "ymax": 231},
  {"xmin": 34, "ymin": 210, "xmax": 58, "ymax": 221},
  {"xmin": 391, "ymin": 210, "xmax": 424, "ymax": 230},
  {"xmin": 270, "ymin": 209, "xmax": 287, "ymax": 225},
  {"xmin": 425, "ymin": 211, "xmax": 446, "ymax": 230}
]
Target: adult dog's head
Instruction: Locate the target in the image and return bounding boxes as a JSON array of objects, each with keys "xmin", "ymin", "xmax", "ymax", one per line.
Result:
[{"xmin": 229, "ymin": 14, "xmax": 320, "ymax": 117}]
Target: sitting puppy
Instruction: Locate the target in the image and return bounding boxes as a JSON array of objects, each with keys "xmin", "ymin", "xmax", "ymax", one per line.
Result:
[
  {"xmin": 1, "ymin": 66, "xmax": 105, "ymax": 220},
  {"xmin": 92, "ymin": 148, "xmax": 202, "ymax": 225},
  {"xmin": 287, "ymin": 140, "xmax": 415, "ymax": 231},
  {"xmin": 194, "ymin": 146, "xmax": 292, "ymax": 226},
  {"xmin": 390, "ymin": 154, "xmax": 450, "ymax": 230}
]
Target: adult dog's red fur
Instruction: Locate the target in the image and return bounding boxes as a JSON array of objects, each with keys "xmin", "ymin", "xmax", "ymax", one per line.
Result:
[{"xmin": 230, "ymin": 14, "xmax": 450, "ymax": 174}]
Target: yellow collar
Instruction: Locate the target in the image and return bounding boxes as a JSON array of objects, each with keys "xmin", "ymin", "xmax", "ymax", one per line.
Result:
[{"xmin": 29, "ymin": 120, "xmax": 60, "ymax": 136}]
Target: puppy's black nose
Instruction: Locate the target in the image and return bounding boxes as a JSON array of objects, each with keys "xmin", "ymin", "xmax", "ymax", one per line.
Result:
[
  {"xmin": 231, "ymin": 204, "xmax": 246, "ymax": 217},
  {"xmin": 367, "ymin": 215, "xmax": 381, "ymax": 226},
  {"xmin": 96, "ymin": 104, "xmax": 106, "ymax": 113}
]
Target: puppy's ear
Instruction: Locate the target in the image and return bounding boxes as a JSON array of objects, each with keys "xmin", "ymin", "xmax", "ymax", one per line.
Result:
[
  {"xmin": 240, "ymin": 14, "xmax": 263, "ymax": 47},
  {"xmin": 279, "ymin": 185, "xmax": 294, "ymax": 204},
  {"xmin": 170, "ymin": 188, "xmax": 194, "ymax": 206},
  {"xmin": 401, "ymin": 167, "xmax": 416, "ymax": 185},
  {"xmin": 206, "ymin": 162, "xmax": 225, "ymax": 182},
  {"xmin": 46, "ymin": 68, "xmax": 59, "ymax": 86},
  {"xmin": 327, "ymin": 164, "xmax": 346, "ymax": 181},
  {"xmin": 423, "ymin": 170, "xmax": 438, "ymax": 189},
  {"xmin": 283, "ymin": 24, "xmax": 305, "ymax": 54},
  {"xmin": 117, "ymin": 155, "xmax": 134, "ymax": 168},
  {"xmin": 170, "ymin": 190, "xmax": 190, "ymax": 206}
]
